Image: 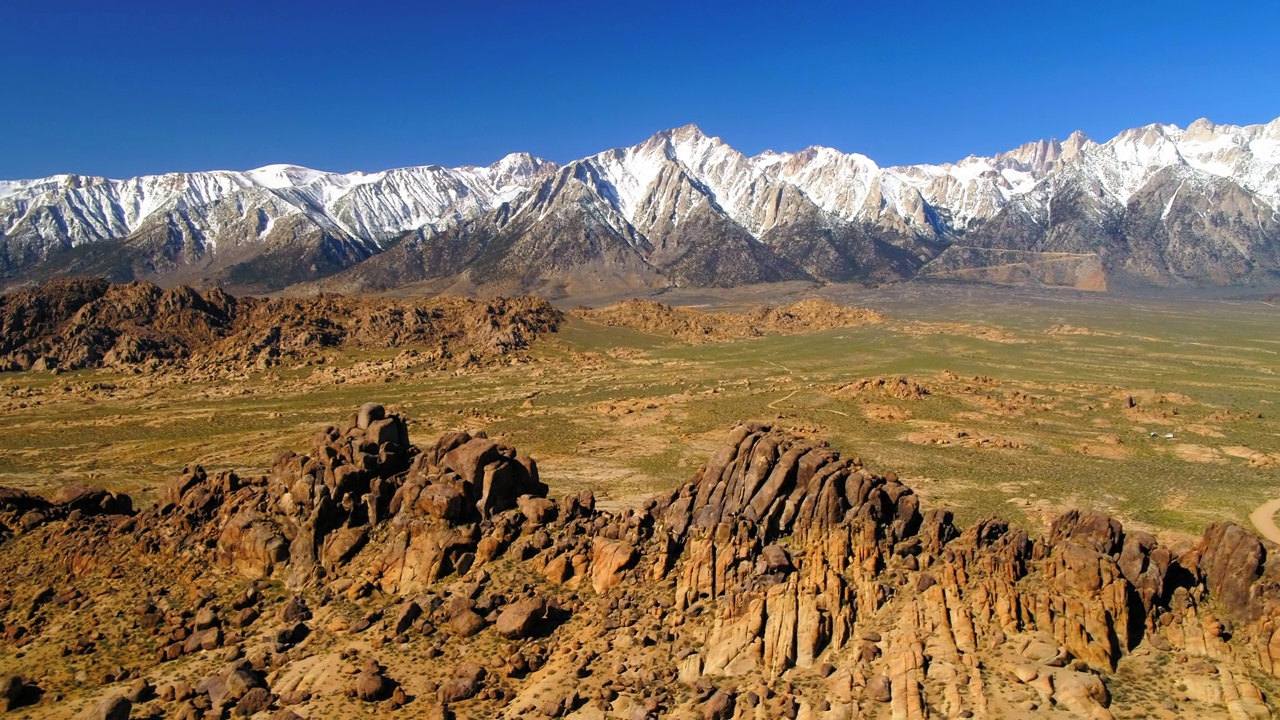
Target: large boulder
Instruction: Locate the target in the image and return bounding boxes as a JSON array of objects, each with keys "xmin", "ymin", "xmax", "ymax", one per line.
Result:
[
  {"xmin": 77, "ymin": 694, "xmax": 130, "ymax": 720},
  {"xmin": 436, "ymin": 677, "xmax": 479, "ymax": 704},
  {"xmin": 355, "ymin": 672, "xmax": 391, "ymax": 702},
  {"xmin": 1199, "ymin": 523, "xmax": 1266, "ymax": 621},
  {"xmin": 441, "ymin": 439, "xmax": 502, "ymax": 487},
  {"xmin": 495, "ymin": 597, "xmax": 547, "ymax": 639},
  {"xmin": 1, "ymin": 675, "xmax": 24, "ymax": 712},
  {"xmin": 592, "ymin": 539, "xmax": 638, "ymax": 594},
  {"xmin": 50, "ymin": 484, "xmax": 133, "ymax": 516},
  {"xmin": 217, "ymin": 512, "xmax": 288, "ymax": 579}
]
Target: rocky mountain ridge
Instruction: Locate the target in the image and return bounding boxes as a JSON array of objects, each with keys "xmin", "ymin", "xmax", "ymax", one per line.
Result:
[
  {"xmin": 2, "ymin": 408, "xmax": 1280, "ymax": 718},
  {"xmin": 3, "ymin": 117, "xmax": 1279, "ymax": 294},
  {"xmin": 0, "ymin": 277, "xmax": 562, "ymax": 373}
]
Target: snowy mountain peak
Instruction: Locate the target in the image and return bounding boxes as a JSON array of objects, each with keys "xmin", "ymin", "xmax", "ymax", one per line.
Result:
[
  {"xmin": 661, "ymin": 123, "xmax": 712, "ymax": 144},
  {"xmin": 245, "ymin": 164, "xmax": 331, "ymax": 189},
  {"xmin": 2, "ymin": 114, "xmax": 1279, "ymax": 293},
  {"xmin": 490, "ymin": 152, "xmax": 550, "ymax": 176}
]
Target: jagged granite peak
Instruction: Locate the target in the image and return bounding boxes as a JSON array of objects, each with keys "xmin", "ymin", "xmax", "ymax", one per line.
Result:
[{"xmin": 3, "ymin": 115, "xmax": 1280, "ymax": 291}]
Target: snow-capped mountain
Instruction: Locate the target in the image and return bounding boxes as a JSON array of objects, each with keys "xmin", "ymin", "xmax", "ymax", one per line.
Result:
[{"xmin": 3, "ymin": 116, "xmax": 1278, "ymax": 293}]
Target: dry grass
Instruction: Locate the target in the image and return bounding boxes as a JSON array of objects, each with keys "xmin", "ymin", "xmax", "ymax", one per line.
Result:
[{"xmin": 1, "ymin": 284, "xmax": 1278, "ymax": 536}]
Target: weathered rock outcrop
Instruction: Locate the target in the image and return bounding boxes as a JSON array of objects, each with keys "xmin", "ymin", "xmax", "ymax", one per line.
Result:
[
  {"xmin": 0, "ymin": 484, "xmax": 133, "ymax": 540},
  {"xmin": 3, "ymin": 413, "xmax": 1280, "ymax": 719},
  {"xmin": 0, "ymin": 277, "xmax": 563, "ymax": 372}
]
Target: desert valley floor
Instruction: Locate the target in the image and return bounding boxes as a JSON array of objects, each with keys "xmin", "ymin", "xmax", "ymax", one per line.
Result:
[{"xmin": 3, "ymin": 282, "xmax": 1275, "ymax": 538}]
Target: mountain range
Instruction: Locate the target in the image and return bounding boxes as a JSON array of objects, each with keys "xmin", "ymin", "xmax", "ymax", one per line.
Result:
[{"xmin": 3, "ymin": 117, "xmax": 1279, "ymax": 296}]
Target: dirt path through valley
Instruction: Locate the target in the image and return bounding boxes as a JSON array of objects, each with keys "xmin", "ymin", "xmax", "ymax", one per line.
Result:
[{"xmin": 1249, "ymin": 498, "xmax": 1280, "ymax": 544}]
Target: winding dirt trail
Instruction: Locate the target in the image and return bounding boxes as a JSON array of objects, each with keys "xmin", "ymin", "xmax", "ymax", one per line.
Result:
[
  {"xmin": 1249, "ymin": 498, "xmax": 1280, "ymax": 544},
  {"xmin": 767, "ymin": 389, "xmax": 800, "ymax": 409}
]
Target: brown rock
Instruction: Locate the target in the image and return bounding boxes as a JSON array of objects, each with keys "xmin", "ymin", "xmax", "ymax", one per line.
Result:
[
  {"xmin": 394, "ymin": 601, "xmax": 423, "ymax": 635},
  {"xmin": 357, "ymin": 403, "xmax": 385, "ymax": 430},
  {"xmin": 367, "ymin": 418, "xmax": 403, "ymax": 448},
  {"xmin": 441, "ymin": 439, "xmax": 502, "ymax": 487},
  {"xmin": 424, "ymin": 703, "xmax": 454, "ymax": 720},
  {"xmin": 759, "ymin": 545, "xmax": 793, "ymax": 574},
  {"xmin": 453, "ymin": 663, "xmax": 486, "ymax": 684},
  {"xmin": 234, "ymin": 687, "xmax": 274, "ymax": 716},
  {"xmin": 437, "ymin": 677, "xmax": 479, "ymax": 704},
  {"xmin": 321, "ymin": 526, "xmax": 368, "ymax": 570},
  {"xmin": 391, "ymin": 686, "xmax": 408, "ymax": 708},
  {"xmin": 280, "ymin": 596, "xmax": 310, "ymax": 623},
  {"xmin": 355, "ymin": 672, "xmax": 392, "ymax": 702},
  {"xmin": 518, "ymin": 495, "xmax": 557, "ymax": 526},
  {"xmin": 1, "ymin": 675, "xmax": 24, "ymax": 712},
  {"xmin": 450, "ymin": 610, "xmax": 486, "ymax": 637},
  {"xmin": 592, "ymin": 539, "xmax": 638, "ymax": 594},
  {"xmin": 418, "ymin": 484, "xmax": 466, "ymax": 522},
  {"xmin": 77, "ymin": 694, "xmax": 131, "ymax": 720},
  {"xmin": 704, "ymin": 689, "xmax": 736, "ymax": 719},
  {"xmin": 867, "ymin": 675, "xmax": 891, "ymax": 703},
  {"xmin": 495, "ymin": 597, "xmax": 546, "ymax": 639},
  {"xmin": 217, "ymin": 512, "xmax": 288, "ymax": 579},
  {"xmin": 1199, "ymin": 523, "xmax": 1265, "ymax": 621},
  {"xmin": 544, "ymin": 555, "xmax": 573, "ymax": 583}
]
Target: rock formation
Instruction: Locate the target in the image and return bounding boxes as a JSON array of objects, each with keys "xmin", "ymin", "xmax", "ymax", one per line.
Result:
[
  {"xmin": 0, "ymin": 278, "xmax": 562, "ymax": 372},
  {"xmin": 1, "ymin": 410, "xmax": 1279, "ymax": 718},
  {"xmin": 572, "ymin": 298, "xmax": 886, "ymax": 343}
]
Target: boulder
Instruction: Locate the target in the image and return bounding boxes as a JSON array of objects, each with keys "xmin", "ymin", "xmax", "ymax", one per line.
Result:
[
  {"xmin": 367, "ymin": 417, "xmax": 405, "ymax": 448},
  {"xmin": 394, "ymin": 600, "xmax": 423, "ymax": 634},
  {"xmin": 441, "ymin": 439, "xmax": 502, "ymax": 487},
  {"xmin": 759, "ymin": 544, "xmax": 793, "ymax": 574},
  {"xmin": 280, "ymin": 596, "xmax": 310, "ymax": 623},
  {"xmin": 357, "ymin": 403, "xmax": 385, "ymax": 430},
  {"xmin": 518, "ymin": 495, "xmax": 557, "ymax": 526},
  {"xmin": 418, "ymin": 484, "xmax": 467, "ymax": 522},
  {"xmin": 437, "ymin": 677, "xmax": 479, "ymax": 704},
  {"xmin": 217, "ymin": 512, "xmax": 288, "ymax": 579},
  {"xmin": 1199, "ymin": 523, "xmax": 1265, "ymax": 621},
  {"xmin": 355, "ymin": 672, "xmax": 392, "ymax": 702},
  {"xmin": 495, "ymin": 597, "xmax": 546, "ymax": 639},
  {"xmin": 867, "ymin": 675, "xmax": 892, "ymax": 703},
  {"xmin": 0, "ymin": 675, "xmax": 23, "ymax": 712},
  {"xmin": 592, "ymin": 539, "xmax": 638, "ymax": 594},
  {"xmin": 51, "ymin": 484, "xmax": 131, "ymax": 516},
  {"xmin": 77, "ymin": 694, "xmax": 130, "ymax": 720},
  {"xmin": 450, "ymin": 610, "xmax": 486, "ymax": 637},
  {"xmin": 704, "ymin": 689, "xmax": 736, "ymax": 720},
  {"xmin": 234, "ymin": 687, "xmax": 274, "ymax": 716}
]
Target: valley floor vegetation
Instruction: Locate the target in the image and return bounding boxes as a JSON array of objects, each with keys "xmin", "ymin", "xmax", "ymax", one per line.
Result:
[{"xmin": 1, "ymin": 281, "xmax": 1275, "ymax": 542}]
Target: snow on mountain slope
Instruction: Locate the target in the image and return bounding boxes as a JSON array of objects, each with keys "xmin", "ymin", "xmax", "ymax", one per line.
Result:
[
  {"xmin": 2, "ymin": 116, "xmax": 1278, "ymax": 289},
  {"xmin": 0, "ymin": 153, "xmax": 558, "ymax": 258}
]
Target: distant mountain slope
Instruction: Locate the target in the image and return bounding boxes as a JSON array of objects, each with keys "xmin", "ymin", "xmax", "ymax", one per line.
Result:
[{"xmin": 3, "ymin": 117, "xmax": 1279, "ymax": 293}]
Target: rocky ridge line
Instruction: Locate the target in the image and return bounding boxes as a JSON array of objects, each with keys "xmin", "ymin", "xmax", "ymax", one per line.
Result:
[
  {"xmin": 0, "ymin": 278, "xmax": 562, "ymax": 373},
  {"xmin": 1, "ymin": 410, "xmax": 1279, "ymax": 718},
  {"xmin": 570, "ymin": 298, "xmax": 886, "ymax": 343}
]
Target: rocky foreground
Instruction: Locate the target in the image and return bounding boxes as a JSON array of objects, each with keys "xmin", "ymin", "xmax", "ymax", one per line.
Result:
[
  {"xmin": 0, "ymin": 278, "xmax": 561, "ymax": 373},
  {"xmin": 1, "ymin": 407, "xmax": 1279, "ymax": 719}
]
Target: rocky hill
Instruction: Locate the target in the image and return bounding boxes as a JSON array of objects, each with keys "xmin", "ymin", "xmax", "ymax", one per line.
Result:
[
  {"xmin": 1, "ymin": 407, "xmax": 1278, "ymax": 718},
  {"xmin": 572, "ymin": 298, "xmax": 887, "ymax": 343},
  {"xmin": 0, "ymin": 278, "xmax": 562, "ymax": 373},
  {"xmin": 4, "ymin": 118, "xmax": 1279, "ymax": 295}
]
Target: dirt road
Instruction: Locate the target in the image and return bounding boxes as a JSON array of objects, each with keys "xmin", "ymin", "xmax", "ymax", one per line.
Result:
[{"xmin": 1249, "ymin": 498, "xmax": 1280, "ymax": 545}]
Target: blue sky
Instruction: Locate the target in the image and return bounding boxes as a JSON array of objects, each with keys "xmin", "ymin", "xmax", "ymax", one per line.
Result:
[{"xmin": 3, "ymin": 0, "xmax": 1278, "ymax": 178}]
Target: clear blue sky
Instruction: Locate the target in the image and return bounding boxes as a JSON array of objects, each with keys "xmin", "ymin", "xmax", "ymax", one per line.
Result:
[{"xmin": 4, "ymin": 0, "xmax": 1278, "ymax": 179}]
